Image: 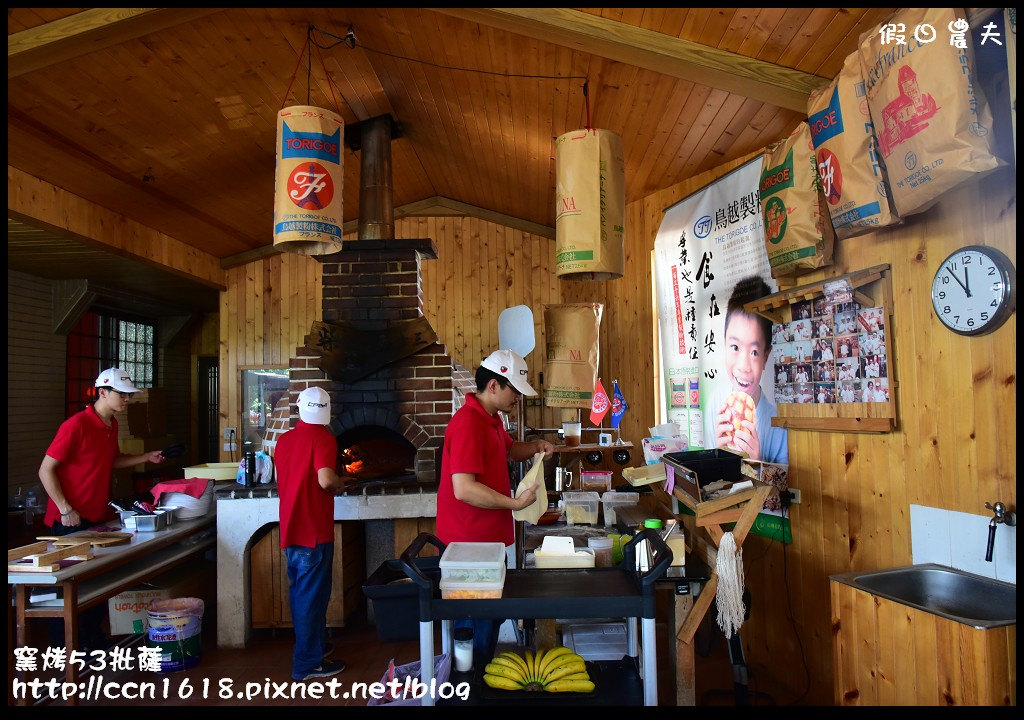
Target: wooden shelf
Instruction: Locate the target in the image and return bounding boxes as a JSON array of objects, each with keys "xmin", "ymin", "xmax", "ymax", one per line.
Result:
[{"xmin": 553, "ymin": 441, "xmax": 633, "ymax": 452}]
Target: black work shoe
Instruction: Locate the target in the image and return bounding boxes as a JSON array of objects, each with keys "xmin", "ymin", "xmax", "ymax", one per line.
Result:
[{"xmin": 293, "ymin": 660, "xmax": 346, "ymax": 681}]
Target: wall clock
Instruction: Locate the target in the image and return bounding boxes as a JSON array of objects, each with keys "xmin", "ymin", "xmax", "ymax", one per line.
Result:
[{"xmin": 931, "ymin": 245, "xmax": 1015, "ymax": 336}]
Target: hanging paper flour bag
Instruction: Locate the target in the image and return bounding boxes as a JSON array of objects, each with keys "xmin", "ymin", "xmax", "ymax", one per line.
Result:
[
  {"xmin": 760, "ymin": 122, "xmax": 836, "ymax": 278},
  {"xmin": 859, "ymin": 7, "xmax": 1002, "ymax": 217},
  {"xmin": 543, "ymin": 303, "xmax": 603, "ymax": 409},
  {"xmin": 808, "ymin": 51, "xmax": 900, "ymax": 239}
]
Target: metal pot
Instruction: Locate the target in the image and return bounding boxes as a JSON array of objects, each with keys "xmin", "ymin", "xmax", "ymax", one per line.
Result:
[{"xmin": 554, "ymin": 468, "xmax": 573, "ymax": 492}]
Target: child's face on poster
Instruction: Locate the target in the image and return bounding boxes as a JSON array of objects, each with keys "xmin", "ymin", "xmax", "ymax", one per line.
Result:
[{"xmin": 724, "ymin": 312, "xmax": 767, "ymax": 405}]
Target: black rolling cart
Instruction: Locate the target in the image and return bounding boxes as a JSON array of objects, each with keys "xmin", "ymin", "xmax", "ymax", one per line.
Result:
[{"xmin": 399, "ymin": 530, "xmax": 672, "ymax": 706}]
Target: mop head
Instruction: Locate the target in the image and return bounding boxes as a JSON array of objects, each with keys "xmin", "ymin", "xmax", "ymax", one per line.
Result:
[{"xmin": 715, "ymin": 531, "xmax": 745, "ymax": 638}]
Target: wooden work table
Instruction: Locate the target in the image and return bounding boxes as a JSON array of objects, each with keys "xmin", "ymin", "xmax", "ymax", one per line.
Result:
[{"xmin": 7, "ymin": 516, "xmax": 216, "ymax": 706}]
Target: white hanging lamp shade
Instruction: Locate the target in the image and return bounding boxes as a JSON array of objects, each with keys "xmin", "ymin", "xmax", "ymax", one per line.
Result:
[
  {"xmin": 273, "ymin": 105, "xmax": 345, "ymax": 255},
  {"xmin": 554, "ymin": 128, "xmax": 626, "ymax": 280}
]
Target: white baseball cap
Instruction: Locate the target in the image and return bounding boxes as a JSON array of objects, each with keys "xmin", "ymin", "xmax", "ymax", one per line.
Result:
[
  {"xmin": 298, "ymin": 386, "xmax": 331, "ymax": 424},
  {"xmin": 94, "ymin": 367, "xmax": 140, "ymax": 394},
  {"xmin": 480, "ymin": 349, "xmax": 537, "ymax": 396}
]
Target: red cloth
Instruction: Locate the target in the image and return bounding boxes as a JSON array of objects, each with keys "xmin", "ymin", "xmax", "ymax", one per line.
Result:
[
  {"xmin": 43, "ymin": 405, "xmax": 120, "ymax": 526},
  {"xmin": 436, "ymin": 393, "xmax": 516, "ymax": 546},
  {"xmin": 275, "ymin": 421, "xmax": 338, "ymax": 548},
  {"xmin": 150, "ymin": 478, "xmax": 211, "ymax": 501}
]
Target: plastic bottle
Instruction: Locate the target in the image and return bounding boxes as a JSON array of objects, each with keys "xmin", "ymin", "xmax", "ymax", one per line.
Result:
[
  {"xmin": 588, "ymin": 536, "xmax": 614, "ymax": 568},
  {"xmin": 453, "ymin": 627, "xmax": 474, "ymax": 672},
  {"xmin": 664, "ymin": 518, "xmax": 686, "ymax": 568}
]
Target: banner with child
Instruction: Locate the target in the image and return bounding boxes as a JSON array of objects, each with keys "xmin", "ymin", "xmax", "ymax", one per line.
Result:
[{"xmin": 652, "ymin": 158, "xmax": 791, "ymax": 542}]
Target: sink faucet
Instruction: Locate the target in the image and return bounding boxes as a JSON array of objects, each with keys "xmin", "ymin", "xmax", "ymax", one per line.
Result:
[{"xmin": 985, "ymin": 501, "xmax": 1016, "ymax": 562}]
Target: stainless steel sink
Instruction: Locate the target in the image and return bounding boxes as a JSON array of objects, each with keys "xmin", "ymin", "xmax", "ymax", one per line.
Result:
[{"xmin": 830, "ymin": 563, "xmax": 1016, "ymax": 629}]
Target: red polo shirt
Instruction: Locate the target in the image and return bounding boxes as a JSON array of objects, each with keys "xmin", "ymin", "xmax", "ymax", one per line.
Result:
[
  {"xmin": 43, "ymin": 405, "xmax": 120, "ymax": 526},
  {"xmin": 437, "ymin": 393, "xmax": 515, "ymax": 546},
  {"xmin": 275, "ymin": 421, "xmax": 338, "ymax": 548}
]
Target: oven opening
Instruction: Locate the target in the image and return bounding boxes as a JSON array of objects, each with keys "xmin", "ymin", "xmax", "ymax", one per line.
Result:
[{"xmin": 336, "ymin": 425, "xmax": 416, "ymax": 480}]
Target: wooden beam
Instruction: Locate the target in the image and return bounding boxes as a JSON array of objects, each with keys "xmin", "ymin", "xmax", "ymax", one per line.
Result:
[
  {"xmin": 433, "ymin": 8, "xmax": 826, "ymax": 112},
  {"xmin": 52, "ymin": 279, "xmax": 97, "ymax": 335},
  {"xmin": 8, "ymin": 8, "xmax": 223, "ymax": 79},
  {"xmin": 224, "ymin": 195, "xmax": 554, "ymax": 269},
  {"xmin": 8, "ymin": 167, "xmax": 227, "ymax": 291}
]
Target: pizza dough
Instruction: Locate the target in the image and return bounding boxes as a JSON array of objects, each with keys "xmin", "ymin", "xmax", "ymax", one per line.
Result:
[
  {"xmin": 512, "ymin": 452, "xmax": 548, "ymax": 524},
  {"xmin": 720, "ymin": 391, "xmax": 757, "ymax": 448}
]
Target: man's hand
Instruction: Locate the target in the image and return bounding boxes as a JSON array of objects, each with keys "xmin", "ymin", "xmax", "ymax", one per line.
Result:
[
  {"xmin": 535, "ymin": 440, "xmax": 555, "ymax": 457},
  {"xmin": 511, "ymin": 481, "xmax": 539, "ymax": 510},
  {"xmin": 59, "ymin": 508, "xmax": 82, "ymax": 528},
  {"xmin": 145, "ymin": 451, "xmax": 165, "ymax": 464}
]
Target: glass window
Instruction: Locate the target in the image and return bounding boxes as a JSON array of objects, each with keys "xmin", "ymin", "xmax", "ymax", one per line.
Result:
[
  {"xmin": 65, "ymin": 311, "xmax": 157, "ymax": 418},
  {"xmin": 240, "ymin": 368, "xmax": 290, "ymax": 449}
]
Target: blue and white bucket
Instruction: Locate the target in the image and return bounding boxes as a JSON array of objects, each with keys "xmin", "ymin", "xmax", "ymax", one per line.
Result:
[{"xmin": 147, "ymin": 597, "xmax": 204, "ymax": 672}]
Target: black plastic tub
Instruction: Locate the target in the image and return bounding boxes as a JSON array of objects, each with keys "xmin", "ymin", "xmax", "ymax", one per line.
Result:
[{"xmin": 363, "ymin": 556, "xmax": 441, "ymax": 642}]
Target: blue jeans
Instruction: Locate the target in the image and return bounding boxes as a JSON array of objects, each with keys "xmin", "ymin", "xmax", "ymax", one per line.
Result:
[{"xmin": 285, "ymin": 542, "xmax": 334, "ymax": 678}]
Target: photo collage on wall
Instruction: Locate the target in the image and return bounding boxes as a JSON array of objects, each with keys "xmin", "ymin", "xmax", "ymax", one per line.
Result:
[{"xmin": 771, "ymin": 300, "xmax": 889, "ymax": 404}]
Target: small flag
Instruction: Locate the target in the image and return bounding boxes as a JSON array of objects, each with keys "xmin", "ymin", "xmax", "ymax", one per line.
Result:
[
  {"xmin": 590, "ymin": 378, "xmax": 610, "ymax": 426},
  {"xmin": 611, "ymin": 379, "xmax": 628, "ymax": 428}
]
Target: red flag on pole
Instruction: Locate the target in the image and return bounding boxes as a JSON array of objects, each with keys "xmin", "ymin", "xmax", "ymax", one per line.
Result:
[{"xmin": 590, "ymin": 378, "xmax": 610, "ymax": 426}]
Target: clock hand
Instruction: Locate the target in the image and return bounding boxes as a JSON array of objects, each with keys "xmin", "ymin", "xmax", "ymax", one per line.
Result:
[
  {"xmin": 963, "ymin": 266, "xmax": 971, "ymax": 298},
  {"xmin": 946, "ymin": 268, "xmax": 969, "ymax": 294}
]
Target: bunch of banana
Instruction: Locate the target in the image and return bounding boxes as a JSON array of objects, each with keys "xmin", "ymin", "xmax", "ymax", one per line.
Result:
[{"xmin": 482, "ymin": 646, "xmax": 595, "ymax": 693}]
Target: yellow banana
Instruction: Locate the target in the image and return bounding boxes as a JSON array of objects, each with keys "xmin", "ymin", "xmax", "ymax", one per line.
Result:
[
  {"xmin": 490, "ymin": 656, "xmax": 524, "ymax": 675},
  {"xmin": 532, "ymin": 647, "xmax": 547, "ymax": 680},
  {"xmin": 498, "ymin": 651, "xmax": 530, "ymax": 676},
  {"xmin": 484, "ymin": 662, "xmax": 524, "ymax": 684},
  {"xmin": 536, "ymin": 646, "xmax": 574, "ymax": 678},
  {"xmin": 555, "ymin": 671, "xmax": 591, "ymax": 681},
  {"xmin": 545, "ymin": 678, "xmax": 595, "ymax": 693},
  {"xmin": 543, "ymin": 652, "xmax": 585, "ymax": 676},
  {"xmin": 483, "ymin": 673, "xmax": 524, "ymax": 691},
  {"xmin": 543, "ymin": 661, "xmax": 587, "ymax": 684},
  {"xmin": 524, "ymin": 650, "xmax": 537, "ymax": 682}
]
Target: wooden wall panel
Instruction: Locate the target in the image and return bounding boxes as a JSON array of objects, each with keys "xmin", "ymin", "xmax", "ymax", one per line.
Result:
[
  {"xmin": 217, "ymin": 253, "xmax": 322, "ymax": 459},
  {"xmin": 6, "ymin": 270, "xmax": 67, "ymax": 497},
  {"xmin": 613, "ymin": 157, "xmax": 1016, "ymax": 705},
  {"xmin": 831, "ymin": 580, "xmax": 1015, "ymax": 705}
]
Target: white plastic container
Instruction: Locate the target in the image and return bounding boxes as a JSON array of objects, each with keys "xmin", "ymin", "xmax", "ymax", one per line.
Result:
[
  {"xmin": 563, "ymin": 491, "xmax": 600, "ymax": 525},
  {"xmin": 439, "ymin": 541, "xmax": 507, "ymax": 583},
  {"xmin": 439, "ymin": 568, "xmax": 506, "ymax": 599},
  {"xmin": 580, "ymin": 470, "xmax": 613, "ymax": 492},
  {"xmin": 600, "ymin": 491, "xmax": 639, "ymax": 527},
  {"xmin": 534, "ymin": 547, "xmax": 595, "ymax": 569}
]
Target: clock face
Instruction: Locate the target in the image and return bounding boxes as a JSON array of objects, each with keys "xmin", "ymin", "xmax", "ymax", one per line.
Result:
[{"xmin": 931, "ymin": 246, "xmax": 1015, "ymax": 336}]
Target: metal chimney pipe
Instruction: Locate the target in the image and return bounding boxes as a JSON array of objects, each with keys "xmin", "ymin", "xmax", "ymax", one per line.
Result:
[{"xmin": 357, "ymin": 115, "xmax": 394, "ymax": 241}]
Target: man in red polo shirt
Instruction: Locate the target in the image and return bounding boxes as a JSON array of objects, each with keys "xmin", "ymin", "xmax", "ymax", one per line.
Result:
[
  {"xmin": 275, "ymin": 386, "xmax": 352, "ymax": 681},
  {"xmin": 39, "ymin": 367, "xmax": 165, "ymax": 534},
  {"xmin": 437, "ymin": 349, "xmax": 554, "ymax": 664}
]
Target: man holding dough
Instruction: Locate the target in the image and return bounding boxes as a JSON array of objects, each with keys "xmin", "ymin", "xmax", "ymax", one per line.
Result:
[{"xmin": 437, "ymin": 349, "xmax": 554, "ymax": 664}]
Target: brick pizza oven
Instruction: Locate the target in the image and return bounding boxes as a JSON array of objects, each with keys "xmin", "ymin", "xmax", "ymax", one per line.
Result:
[{"xmin": 262, "ymin": 114, "xmax": 477, "ymax": 491}]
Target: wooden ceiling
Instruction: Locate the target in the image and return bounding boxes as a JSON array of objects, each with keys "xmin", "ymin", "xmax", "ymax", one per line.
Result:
[{"xmin": 8, "ymin": 7, "xmax": 896, "ymax": 293}]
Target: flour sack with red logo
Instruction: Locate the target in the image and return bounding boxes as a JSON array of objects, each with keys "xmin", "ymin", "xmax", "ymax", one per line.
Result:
[
  {"xmin": 273, "ymin": 105, "xmax": 345, "ymax": 255},
  {"xmin": 807, "ymin": 51, "xmax": 900, "ymax": 239},
  {"xmin": 759, "ymin": 122, "xmax": 836, "ymax": 279},
  {"xmin": 857, "ymin": 8, "xmax": 1002, "ymax": 217}
]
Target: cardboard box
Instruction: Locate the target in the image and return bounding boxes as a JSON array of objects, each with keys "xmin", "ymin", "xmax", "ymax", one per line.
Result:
[
  {"xmin": 107, "ymin": 559, "xmax": 214, "ymax": 635},
  {"xmin": 126, "ymin": 388, "xmax": 168, "ymax": 438}
]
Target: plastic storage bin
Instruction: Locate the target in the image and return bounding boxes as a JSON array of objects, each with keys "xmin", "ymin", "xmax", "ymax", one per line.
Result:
[
  {"xmin": 439, "ymin": 541, "xmax": 506, "ymax": 583},
  {"xmin": 563, "ymin": 491, "xmax": 600, "ymax": 525},
  {"xmin": 363, "ymin": 556, "xmax": 441, "ymax": 642},
  {"xmin": 438, "ymin": 567, "xmax": 506, "ymax": 599},
  {"xmin": 600, "ymin": 491, "xmax": 639, "ymax": 527},
  {"xmin": 580, "ymin": 470, "xmax": 613, "ymax": 492}
]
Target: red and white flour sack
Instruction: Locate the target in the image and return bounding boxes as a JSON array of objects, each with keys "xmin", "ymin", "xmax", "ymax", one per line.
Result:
[
  {"xmin": 858, "ymin": 8, "xmax": 1002, "ymax": 217},
  {"xmin": 807, "ymin": 51, "xmax": 900, "ymax": 239}
]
